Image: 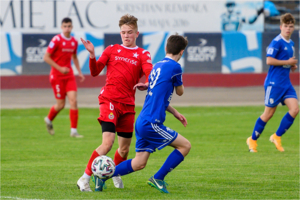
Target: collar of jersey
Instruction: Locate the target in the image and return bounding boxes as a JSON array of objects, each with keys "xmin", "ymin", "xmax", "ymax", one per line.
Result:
[
  {"xmin": 121, "ymin": 44, "xmax": 138, "ymax": 50},
  {"xmin": 279, "ymin": 34, "xmax": 291, "ymax": 43},
  {"xmin": 60, "ymin": 33, "xmax": 72, "ymax": 41},
  {"xmin": 165, "ymin": 56, "xmax": 175, "ymax": 61}
]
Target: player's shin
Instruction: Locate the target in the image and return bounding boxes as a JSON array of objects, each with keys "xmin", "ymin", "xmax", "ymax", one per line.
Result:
[
  {"xmin": 85, "ymin": 150, "xmax": 100, "ymax": 176},
  {"xmin": 154, "ymin": 149, "xmax": 184, "ymax": 180},
  {"xmin": 251, "ymin": 117, "xmax": 266, "ymax": 140},
  {"xmin": 112, "ymin": 159, "xmax": 134, "ymax": 177},
  {"xmin": 275, "ymin": 112, "xmax": 294, "ymax": 136}
]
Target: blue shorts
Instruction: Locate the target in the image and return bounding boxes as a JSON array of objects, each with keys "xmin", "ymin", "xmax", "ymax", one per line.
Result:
[
  {"xmin": 264, "ymin": 84, "xmax": 298, "ymax": 107},
  {"xmin": 135, "ymin": 117, "xmax": 178, "ymax": 153}
]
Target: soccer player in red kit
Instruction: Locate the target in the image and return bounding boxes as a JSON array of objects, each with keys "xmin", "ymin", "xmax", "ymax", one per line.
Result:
[
  {"xmin": 43, "ymin": 17, "xmax": 85, "ymax": 138},
  {"xmin": 77, "ymin": 14, "xmax": 152, "ymax": 192}
]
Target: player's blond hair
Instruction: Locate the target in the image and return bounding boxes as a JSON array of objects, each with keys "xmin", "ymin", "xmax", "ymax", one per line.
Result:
[
  {"xmin": 280, "ymin": 13, "xmax": 295, "ymax": 25},
  {"xmin": 119, "ymin": 14, "xmax": 138, "ymax": 31}
]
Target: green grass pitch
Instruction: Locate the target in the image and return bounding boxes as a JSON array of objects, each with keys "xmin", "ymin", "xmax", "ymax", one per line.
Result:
[{"xmin": 1, "ymin": 106, "xmax": 299, "ymax": 199}]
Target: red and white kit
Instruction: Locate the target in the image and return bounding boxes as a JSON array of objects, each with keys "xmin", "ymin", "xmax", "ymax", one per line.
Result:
[{"xmin": 90, "ymin": 44, "xmax": 152, "ymax": 132}]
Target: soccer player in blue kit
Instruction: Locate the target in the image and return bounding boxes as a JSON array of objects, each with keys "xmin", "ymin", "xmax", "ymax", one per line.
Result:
[
  {"xmin": 247, "ymin": 13, "xmax": 298, "ymax": 152},
  {"xmin": 93, "ymin": 34, "xmax": 191, "ymax": 193}
]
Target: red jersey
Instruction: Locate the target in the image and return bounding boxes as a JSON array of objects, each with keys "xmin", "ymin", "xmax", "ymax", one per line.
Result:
[
  {"xmin": 46, "ymin": 33, "xmax": 78, "ymax": 78},
  {"xmin": 91, "ymin": 44, "xmax": 152, "ymax": 105}
]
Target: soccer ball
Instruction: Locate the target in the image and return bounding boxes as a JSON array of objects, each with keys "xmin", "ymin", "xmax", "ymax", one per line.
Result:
[{"xmin": 91, "ymin": 155, "xmax": 115, "ymax": 179}]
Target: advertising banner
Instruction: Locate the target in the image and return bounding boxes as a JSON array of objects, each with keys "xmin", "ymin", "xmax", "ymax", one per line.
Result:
[
  {"xmin": 22, "ymin": 34, "xmax": 55, "ymax": 75},
  {"xmin": 222, "ymin": 31, "xmax": 262, "ymax": 73},
  {"xmin": 262, "ymin": 32, "xmax": 299, "ymax": 72},
  {"xmin": 1, "ymin": 0, "xmax": 263, "ymax": 33},
  {"xmin": 184, "ymin": 33, "xmax": 222, "ymax": 73}
]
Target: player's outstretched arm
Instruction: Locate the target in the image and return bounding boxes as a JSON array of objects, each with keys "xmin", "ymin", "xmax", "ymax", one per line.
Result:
[
  {"xmin": 80, "ymin": 38, "xmax": 95, "ymax": 58},
  {"xmin": 266, "ymin": 56, "xmax": 298, "ymax": 66},
  {"xmin": 133, "ymin": 82, "xmax": 149, "ymax": 91},
  {"xmin": 167, "ymin": 105, "xmax": 187, "ymax": 127}
]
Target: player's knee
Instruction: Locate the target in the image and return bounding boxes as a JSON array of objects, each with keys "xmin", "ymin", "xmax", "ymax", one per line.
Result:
[
  {"xmin": 184, "ymin": 140, "xmax": 191, "ymax": 155},
  {"xmin": 118, "ymin": 147, "xmax": 129, "ymax": 157},
  {"xmin": 290, "ymin": 107, "xmax": 299, "ymax": 117},
  {"xmin": 135, "ymin": 162, "xmax": 147, "ymax": 171},
  {"xmin": 56, "ymin": 103, "xmax": 65, "ymax": 110},
  {"xmin": 101, "ymin": 141, "xmax": 114, "ymax": 153}
]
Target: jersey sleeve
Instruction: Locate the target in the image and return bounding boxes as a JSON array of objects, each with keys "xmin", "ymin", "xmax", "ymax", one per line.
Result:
[
  {"xmin": 46, "ymin": 35, "xmax": 60, "ymax": 54},
  {"xmin": 74, "ymin": 39, "xmax": 78, "ymax": 55},
  {"xmin": 266, "ymin": 40, "xmax": 281, "ymax": 58},
  {"xmin": 97, "ymin": 45, "xmax": 113, "ymax": 65},
  {"xmin": 172, "ymin": 64, "xmax": 183, "ymax": 87},
  {"xmin": 140, "ymin": 50, "xmax": 153, "ymax": 82}
]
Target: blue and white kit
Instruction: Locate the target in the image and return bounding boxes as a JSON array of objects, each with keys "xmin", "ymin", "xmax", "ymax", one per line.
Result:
[
  {"xmin": 264, "ymin": 34, "xmax": 297, "ymax": 107},
  {"xmin": 135, "ymin": 57, "xmax": 183, "ymax": 153}
]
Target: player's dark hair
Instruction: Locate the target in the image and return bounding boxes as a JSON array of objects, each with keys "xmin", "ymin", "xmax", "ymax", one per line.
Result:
[
  {"xmin": 119, "ymin": 14, "xmax": 138, "ymax": 30},
  {"xmin": 61, "ymin": 17, "xmax": 72, "ymax": 24},
  {"xmin": 166, "ymin": 33, "xmax": 188, "ymax": 55},
  {"xmin": 280, "ymin": 13, "xmax": 295, "ymax": 25}
]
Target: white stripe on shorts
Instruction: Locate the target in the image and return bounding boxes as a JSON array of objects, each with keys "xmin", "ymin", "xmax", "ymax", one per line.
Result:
[
  {"xmin": 265, "ymin": 86, "xmax": 272, "ymax": 105},
  {"xmin": 151, "ymin": 123, "xmax": 172, "ymax": 140}
]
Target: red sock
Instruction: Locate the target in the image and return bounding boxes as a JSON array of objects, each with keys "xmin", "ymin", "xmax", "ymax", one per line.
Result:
[
  {"xmin": 47, "ymin": 106, "xmax": 59, "ymax": 121},
  {"xmin": 70, "ymin": 109, "xmax": 78, "ymax": 128},
  {"xmin": 114, "ymin": 149, "xmax": 127, "ymax": 166},
  {"xmin": 85, "ymin": 150, "xmax": 100, "ymax": 176}
]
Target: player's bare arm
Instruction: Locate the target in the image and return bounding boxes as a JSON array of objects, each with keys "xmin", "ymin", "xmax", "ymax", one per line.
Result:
[
  {"xmin": 133, "ymin": 82, "xmax": 149, "ymax": 91},
  {"xmin": 166, "ymin": 105, "xmax": 187, "ymax": 127},
  {"xmin": 175, "ymin": 85, "xmax": 184, "ymax": 96},
  {"xmin": 72, "ymin": 54, "xmax": 85, "ymax": 82},
  {"xmin": 266, "ymin": 56, "xmax": 298, "ymax": 67},
  {"xmin": 291, "ymin": 64, "xmax": 298, "ymax": 72},
  {"xmin": 44, "ymin": 52, "xmax": 70, "ymax": 74}
]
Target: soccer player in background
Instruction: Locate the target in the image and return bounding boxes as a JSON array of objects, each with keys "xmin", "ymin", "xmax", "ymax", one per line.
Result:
[
  {"xmin": 77, "ymin": 14, "xmax": 152, "ymax": 191},
  {"xmin": 43, "ymin": 17, "xmax": 85, "ymax": 138},
  {"xmin": 93, "ymin": 33, "xmax": 191, "ymax": 193},
  {"xmin": 247, "ymin": 13, "xmax": 298, "ymax": 152}
]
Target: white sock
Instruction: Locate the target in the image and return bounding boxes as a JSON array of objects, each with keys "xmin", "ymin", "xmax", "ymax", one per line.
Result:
[
  {"xmin": 82, "ymin": 172, "xmax": 91, "ymax": 180},
  {"xmin": 45, "ymin": 117, "xmax": 51, "ymax": 124},
  {"xmin": 71, "ymin": 128, "xmax": 77, "ymax": 133}
]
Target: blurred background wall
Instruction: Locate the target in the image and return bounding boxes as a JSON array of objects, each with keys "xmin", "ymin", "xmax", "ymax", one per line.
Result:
[{"xmin": 1, "ymin": 0, "xmax": 299, "ymax": 88}]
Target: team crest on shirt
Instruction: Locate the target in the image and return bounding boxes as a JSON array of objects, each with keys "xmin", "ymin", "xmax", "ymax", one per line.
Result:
[
  {"xmin": 71, "ymin": 42, "xmax": 75, "ymax": 46},
  {"xmin": 133, "ymin": 52, "xmax": 139, "ymax": 58},
  {"xmin": 63, "ymin": 42, "xmax": 66, "ymax": 46},
  {"xmin": 108, "ymin": 112, "xmax": 114, "ymax": 119}
]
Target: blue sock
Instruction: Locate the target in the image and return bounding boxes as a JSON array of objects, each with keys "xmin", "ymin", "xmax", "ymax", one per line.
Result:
[
  {"xmin": 154, "ymin": 149, "xmax": 184, "ymax": 180},
  {"xmin": 112, "ymin": 159, "xmax": 134, "ymax": 177},
  {"xmin": 276, "ymin": 112, "xmax": 294, "ymax": 136},
  {"xmin": 251, "ymin": 117, "xmax": 266, "ymax": 140}
]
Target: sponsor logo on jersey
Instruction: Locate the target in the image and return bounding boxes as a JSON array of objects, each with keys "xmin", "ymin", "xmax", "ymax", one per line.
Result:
[
  {"xmin": 284, "ymin": 46, "xmax": 288, "ymax": 50},
  {"xmin": 115, "ymin": 56, "xmax": 137, "ymax": 65},
  {"xmin": 108, "ymin": 112, "xmax": 114, "ymax": 119},
  {"xmin": 117, "ymin": 49, "xmax": 121, "ymax": 53},
  {"xmin": 187, "ymin": 38, "xmax": 216, "ymax": 62}
]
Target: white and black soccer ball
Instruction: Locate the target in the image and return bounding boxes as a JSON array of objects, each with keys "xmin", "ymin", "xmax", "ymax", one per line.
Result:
[{"xmin": 91, "ymin": 155, "xmax": 116, "ymax": 179}]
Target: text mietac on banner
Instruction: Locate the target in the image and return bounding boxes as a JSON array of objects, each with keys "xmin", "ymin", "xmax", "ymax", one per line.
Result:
[{"xmin": 1, "ymin": 0, "xmax": 263, "ymax": 33}]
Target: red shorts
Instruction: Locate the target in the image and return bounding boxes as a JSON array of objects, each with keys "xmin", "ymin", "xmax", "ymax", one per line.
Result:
[
  {"xmin": 98, "ymin": 96, "xmax": 135, "ymax": 133},
  {"xmin": 50, "ymin": 76, "xmax": 77, "ymax": 99}
]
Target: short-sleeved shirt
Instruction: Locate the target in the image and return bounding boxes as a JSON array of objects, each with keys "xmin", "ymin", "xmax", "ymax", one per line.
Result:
[
  {"xmin": 265, "ymin": 34, "xmax": 295, "ymax": 87},
  {"xmin": 97, "ymin": 44, "xmax": 152, "ymax": 105},
  {"xmin": 46, "ymin": 33, "xmax": 78, "ymax": 79},
  {"xmin": 139, "ymin": 57, "xmax": 183, "ymax": 124}
]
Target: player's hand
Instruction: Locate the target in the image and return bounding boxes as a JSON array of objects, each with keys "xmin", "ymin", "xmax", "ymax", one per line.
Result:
[
  {"xmin": 287, "ymin": 57, "xmax": 298, "ymax": 66},
  {"xmin": 60, "ymin": 67, "xmax": 70, "ymax": 74},
  {"xmin": 78, "ymin": 73, "xmax": 85, "ymax": 82},
  {"xmin": 133, "ymin": 82, "xmax": 149, "ymax": 91},
  {"xmin": 80, "ymin": 38, "xmax": 95, "ymax": 58},
  {"xmin": 174, "ymin": 112, "xmax": 188, "ymax": 127},
  {"xmin": 291, "ymin": 64, "xmax": 298, "ymax": 72}
]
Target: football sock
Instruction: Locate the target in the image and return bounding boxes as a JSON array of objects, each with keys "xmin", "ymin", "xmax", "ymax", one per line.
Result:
[
  {"xmin": 275, "ymin": 112, "xmax": 294, "ymax": 137},
  {"xmin": 85, "ymin": 150, "xmax": 100, "ymax": 176},
  {"xmin": 114, "ymin": 149, "xmax": 127, "ymax": 166},
  {"xmin": 47, "ymin": 106, "xmax": 59, "ymax": 121},
  {"xmin": 70, "ymin": 109, "xmax": 78, "ymax": 128},
  {"xmin": 154, "ymin": 149, "xmax": 184, "ymax": 180},
  {"xmin": 251, "ymin": 117, "xmax": 266, "ymax": 140},
  {"xmin": 112, "ymin": 159, "xmax": 134, "ymax": 177},
  {"xmin": 71, "ymin": 128, "xmax": 77, "ymax": 134},
  {"xmin": 82, "ymin": 172, "xmax": 91, "ymax": 180}
]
